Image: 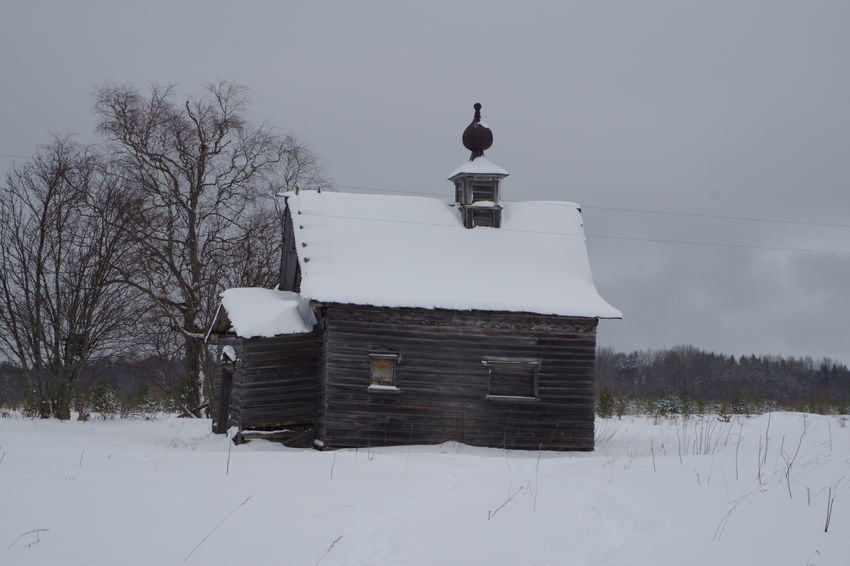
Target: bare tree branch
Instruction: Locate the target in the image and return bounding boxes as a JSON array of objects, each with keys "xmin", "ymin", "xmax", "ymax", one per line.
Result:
[
  {"xmin": 0, "ymin": 137, "xmax": 145, "ymax": 417},
  {"xmin": 93, "ymin": 81, "xmax": 328, "ymax": 414}
]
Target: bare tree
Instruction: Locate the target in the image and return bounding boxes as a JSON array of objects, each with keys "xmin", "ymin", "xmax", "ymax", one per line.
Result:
[
  {"xmin": 94, "ymin": 81, "xmax": 327, "ymax": 415},
  {"xmin": 0, "ymin": 138, "xmax": 143, "ymax": 418},
  {"xmin": 274, "ymin": 135, "xmax": 330, "ymax": 194}
]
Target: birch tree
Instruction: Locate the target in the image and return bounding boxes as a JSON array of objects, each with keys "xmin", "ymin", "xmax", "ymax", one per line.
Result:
[{"xmin": 94, "ymin": 81, "xmax": 327, "ymax": 415}]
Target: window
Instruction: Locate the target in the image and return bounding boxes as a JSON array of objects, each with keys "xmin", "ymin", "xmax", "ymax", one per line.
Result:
[
  {"xmin": 483, "ymin": 358, "xmax": 539, "ymax": 400},
  {"xmin": 469, "ymin": 206, "xmax": 501, "ymax": 228},
  {"xmin": 368, "ymin": 353, "xmax": 400, "ymax": 392},
  {"xmin": 471, "ymin": 179, "xmax": 497, "ymax": 202}
]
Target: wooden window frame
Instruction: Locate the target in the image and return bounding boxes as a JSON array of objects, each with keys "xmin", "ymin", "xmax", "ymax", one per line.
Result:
[
  {"xmin": 483, "ymin": 357, "xmax": 540, "ymax": 401},
  {"xmin": 367, "ymin": 353, "xmax": 401, "ymax": 393}
]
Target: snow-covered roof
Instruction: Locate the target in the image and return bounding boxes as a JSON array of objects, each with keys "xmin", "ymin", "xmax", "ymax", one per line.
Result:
[
  {"xmin": 448, "ymin": 157, "xmax": 509, "ymax": 178},
  {"xmin": 285, "ymin": 191, "xmax": 621, "ymax": 319},
  {"xmin": 219, "ymin": 288, "xmax": 316, "ymax": 338}
]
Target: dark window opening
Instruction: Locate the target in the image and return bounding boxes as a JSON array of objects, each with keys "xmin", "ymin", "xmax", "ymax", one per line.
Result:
[
  {"xmin": 484, "ymin": 359, "xmax": 539, "ymax": 399},
  {"xmin": 470, "ymin": 207, "xmax": 501, "ymax": 227}
]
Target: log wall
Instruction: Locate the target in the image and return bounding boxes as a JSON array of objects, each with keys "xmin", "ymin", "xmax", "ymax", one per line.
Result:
[
  {"xmin": 319, "ymin": 304, "xmax": 598, "ymax": 451},
  {"xmin": 212, "ymin": 333, "xmax": 320, "ymax": 431}
]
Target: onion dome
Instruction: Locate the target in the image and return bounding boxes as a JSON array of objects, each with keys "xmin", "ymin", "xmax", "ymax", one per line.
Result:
[{"xmin": 462, "ymin": 103, "xmax": 493, "ymax": 160}]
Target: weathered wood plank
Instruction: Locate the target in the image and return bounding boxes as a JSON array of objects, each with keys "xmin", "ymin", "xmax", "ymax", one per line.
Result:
[
  {"xmin": 222, "ymin": 333, "xmax": 320, "ymax": 431},
  {"xmin": 319, "ymin": 304, "xmax": 597, "ymax": 450},
  {"xmin": 212, "ymin": 300, "xmax": 599, "ymax": 451}
]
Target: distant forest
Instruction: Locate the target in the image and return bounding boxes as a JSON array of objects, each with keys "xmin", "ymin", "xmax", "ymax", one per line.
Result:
[
  {"xmin": 0, "ymin": 358, "xmax": 181, "ymax": 410},
  {"xmin": 596, "ymin": 345, "xmax": 850, "ymax": 404},
  {"xmin": 3, "ymin": 345, "xmax": 848, "ymax": 412}
]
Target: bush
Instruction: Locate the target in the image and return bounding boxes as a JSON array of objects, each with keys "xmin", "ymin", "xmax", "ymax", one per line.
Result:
[
  {"xmin": 751, "ymin": 397, "xmax": 777, "ymax": 414},
  {"xmin": 594, "ymin": 391, "xmax": 850, "ymax": 419},
  {"xmin": 596, "ymin": 388, "xmax": 615, "ymax": 418},
  {"xmin": 624, "ymin": 396, "xmax": 651, "ymax": 415},
  {"xmin": 128, "ymin": 384, "xmax": 161, "ymax": 420},
  {"xmin": 90, "ymin": 381, "xmax": 120, "ymax": 419},
  {"xmin": 615, "ymin": 395, "xmax": 628, "ymax": 419},
  {"xmin": 679, "ymin": 393, "xmax": 698, "ymax": 416},
  {"xmin": 654, "ymin": 393, "xmax": 682, "ymax": 415},
  {"xmin": 21, "ymin": 395, "xmax": 39, "ymax": 418},
  {"xmin": 729, "ymin": 393, "xmax": 748, "ymax": 415}
]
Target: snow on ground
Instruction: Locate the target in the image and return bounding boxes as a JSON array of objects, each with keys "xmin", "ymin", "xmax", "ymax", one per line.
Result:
[{"xmin": 1, "ymin": 413, "xmax": 848, "ymax": 566}]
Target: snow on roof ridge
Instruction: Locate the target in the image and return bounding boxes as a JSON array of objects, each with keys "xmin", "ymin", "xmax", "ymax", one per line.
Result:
[
  {"xmin": 286, "ymin": 191, "xmax": 621, "ymax": 319},
  {"xmin": 448, "ymin": 157, "xmax": 509, "ymax": 178}
]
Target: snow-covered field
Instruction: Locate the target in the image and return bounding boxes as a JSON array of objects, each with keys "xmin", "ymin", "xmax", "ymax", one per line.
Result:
[{"xmin": 1, "ymin": 413, "xmax": 848, "ymax": 566}]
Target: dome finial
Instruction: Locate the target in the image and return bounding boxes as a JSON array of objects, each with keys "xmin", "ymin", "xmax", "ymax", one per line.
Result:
[{"xmin": 462, "ymin": 102, "xmax": 493, "ymax": 161}]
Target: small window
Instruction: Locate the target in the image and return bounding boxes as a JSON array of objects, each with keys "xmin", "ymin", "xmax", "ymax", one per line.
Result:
[
  {"xmin": 484, "ymin": 359, "xmax": 539, "ymax": 400},
  {"xmin": 368, "ymin": 353, "xmax": 400, "ymax": 392},
  {"xmin": 470, "ymin": 206, "xmax": 501, "ymax": 228}
]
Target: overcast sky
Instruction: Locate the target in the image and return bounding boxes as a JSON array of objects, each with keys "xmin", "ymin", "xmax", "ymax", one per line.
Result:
[{"xmin": 2, "ymin": 1, "xmax": 849, "ymax": 363}]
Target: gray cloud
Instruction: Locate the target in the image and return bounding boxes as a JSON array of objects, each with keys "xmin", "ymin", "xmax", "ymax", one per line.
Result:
[{"xmin": 2, "ymin": 1, "xmax": 848, "ymax": 363}]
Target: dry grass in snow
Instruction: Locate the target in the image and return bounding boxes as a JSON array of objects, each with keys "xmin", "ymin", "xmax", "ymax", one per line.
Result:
[{"xmin": 1, "ymin": 412, "xmax": 848, "ymax": 565}]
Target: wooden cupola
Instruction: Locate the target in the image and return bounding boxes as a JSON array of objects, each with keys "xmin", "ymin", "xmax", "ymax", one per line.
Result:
[{"xmin": 449, "ymin": 103, "xmax": 509, "ymax": 229}]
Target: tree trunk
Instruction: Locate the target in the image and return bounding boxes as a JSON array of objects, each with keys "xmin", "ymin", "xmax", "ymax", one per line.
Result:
[{"xmin": 184, "ymin": 334, "xmax": 203, "ymax": 416}]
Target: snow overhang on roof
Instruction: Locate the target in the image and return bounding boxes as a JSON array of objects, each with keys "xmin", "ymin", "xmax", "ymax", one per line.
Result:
[
  {"xmin": 218, "ymin": 288, "xmax": 316, "ymax": 338},
  {"xmin": 448, "ymin": 157, "xmax": 509, "ymax": 179},
  {"xmin": 283, "ymin": 191, "xmax": 622, "ymax": 319}
]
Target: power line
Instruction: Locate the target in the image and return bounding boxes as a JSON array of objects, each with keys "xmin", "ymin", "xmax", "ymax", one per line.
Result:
[
  {"xmin": 586, "ymin": 234, "xmax": 850, "ymax": 256},
  {"xmin": 0, "ymin": 153, "xmax": 29, "ymax": 159},
  {"xmin": 335, "ymin": 184, "xmax": 439, "ymax": 198},
  {"xmin": 581, "ymin": 205, "xmax": 850, "ymax": 230},
  {"xmin": 294, "ymin": 209, "xmax": 850, "ymax": 257},
  {"xmin": 295, "ymin": 210, "xmax": 583, "ymax": 237},
  {"xmin": 334, "ymin": 182, "xmax": 850, "ymax": 230}
]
